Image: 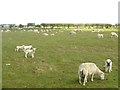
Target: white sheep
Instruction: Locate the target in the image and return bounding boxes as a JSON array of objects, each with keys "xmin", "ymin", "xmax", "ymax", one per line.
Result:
[
  {"xmin": 111, "ymin": 32, "xmax": 118, "ymax": 38},
  {"xmin": 23, "ymin": 45, "xmax": 33, "ymax": 50},
  {"xmin": 78, "ymin": 62, "xmax": 104, "ymax": 86},
  {"xmin": 43, "ymin": 33, "xmax": 48, "ymax": 36},
  {"xmin": 24, "ymin": 48, "xmax": 36, "ymax": 58},
  {"xmin": 15, "ymin": 45, "xmax": 25, "ymax": 52},
  {"xmin": 97, "ymin": 33, "xmax": 103, "ymax": 38},
  {"xmin": 104, "ymin": 59, "xmax": 112, "ymax": 73},
  {"xmin": 51, "ymin": 33, "xmax": 55, "ymax": 36},
  {"xmin": 70, "ymin": 31, "xmax": 76, "ymax": 35},
  {"xmin": 5, "ymin": 30, "xmax": 11, "ymax": 32}
]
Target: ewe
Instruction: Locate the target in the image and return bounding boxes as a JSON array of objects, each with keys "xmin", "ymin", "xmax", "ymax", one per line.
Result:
[
  {"xmin": 78, "ymin": 62, "xmax": 104, "ymax": 86},
  {"xmin": 111, "ymin": 32, "xmax": 118, "ymax": 38}
]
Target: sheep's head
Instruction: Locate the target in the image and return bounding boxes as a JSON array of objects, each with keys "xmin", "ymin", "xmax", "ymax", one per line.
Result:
[{"xmin": 100, "ymin": 72, "xmax": 104, "ymax": 80}]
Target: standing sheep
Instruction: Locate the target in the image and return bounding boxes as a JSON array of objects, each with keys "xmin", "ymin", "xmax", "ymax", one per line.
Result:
[
  {"xmin": 104, "ymin": 59, "xmax": 112, "ymax": 73},
  {"xmin": 15, "ymin": 45, "xmax": 25, "ymax": 52},
  {"xmin": 78, "ymin": 63, "xmax": 104, "ymax": 86},
  {"xmin": 97, "ymin": 33, "xmax": 104, "ymax": 38},
  {"xmin": 24, "ymin": 48, "xmax": 36, "ymax": 58}
]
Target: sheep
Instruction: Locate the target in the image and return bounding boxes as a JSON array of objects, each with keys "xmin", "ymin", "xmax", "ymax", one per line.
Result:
[
  {"xmin": 5, "ymin": 30, "xmax": 11, "ymax": 32},
  {"xmin": 15, "ymin": 45, "xmax": 25, "ymax": 52},
  {"xmin": 104, "ymin": 59, "xmax": 112, "ymax": 73},
  {"xmin": 51, "ymin": 33, "xmax": 55, "ymax": 36},
  {"xmin": 34, "ymin": 29, "xmax": 39, "ymax": 33},
  {"xmin": 43, "ymin": 33, "xmax": 48, "ymax": 36},
  {"xmin": 23, "ymin": 45, "xmax": 33, "ymax": 50},
  {"xmin": 24, "ymin": 48, "xmax": 36, "ymax": 58},
  {"xmin": 78, "ymin": 62, "xmax": 104, "ymax": 86},
  {"xmin": 1, "ymin": 30, "xmax": 3, "ymax": 32},
  {"xmin": 97, "ymin": 33, "xmax": 103, "ymax": 38},
  {"xmin": 70, "ymin": 31, "xmax": 76, "ymax": 35},
  {"xmin": 111, "ymin": 32, "xmax": 118, "ymax": 38}
]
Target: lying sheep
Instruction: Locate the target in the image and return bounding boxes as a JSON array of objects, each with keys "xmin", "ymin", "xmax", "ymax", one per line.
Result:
[
  {"xmin": 15, "ymin": 45, "xmax": 24, "ymax": 52},
  {"xmin": 97, "ymin": 33, "xmax": 104, "ymax": 38},
  {"xmin": 24, "ymin": 48, "xmax": 36, "ymax": 58},
  {"xmin": 104, "ymin": 59, "xmax": 112, "ymax": 73},
  {"xmin": 78, "ymin": 62, "xmax": 104, "ymax": 86},
  {"xmin": 111, "ymin": 32, "xmax": 118, "ymax": 38}
]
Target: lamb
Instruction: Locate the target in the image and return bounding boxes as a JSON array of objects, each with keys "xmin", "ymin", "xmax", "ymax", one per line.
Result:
[
  {"xmin": 111, "ymin": 32, "xmax": 118, "ymax": 38},
  {"xmin": 23, "ymin": 45, "xmax": 33, "ymax": 50},
  {"xmin": 24, "ymin": 48, "xmax": 36, "ymax": 58},
  {"xmin": 97, "ymin": 33, "xmax": 103, "ymax": 38},
  {"xmin": 78, "ymin": 62, "xmax": 104, "ymax": 86},
  {"xmin": 15, "ymin": 45, "xmax": 25, "ymax": 52},
  {"xmin": 104, "ymin": 59, "xmax": 112, "ymax": 73}
]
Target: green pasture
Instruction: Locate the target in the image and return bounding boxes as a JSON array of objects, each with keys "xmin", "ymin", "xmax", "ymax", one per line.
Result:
[{"xmin": 2, "ymin": 30, "xmax": 118, "ymax": 88}]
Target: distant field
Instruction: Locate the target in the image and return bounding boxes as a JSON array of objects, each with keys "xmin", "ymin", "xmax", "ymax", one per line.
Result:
[{"xmin": 2, "ymin": 29, "xmax": 118, "ymax": 88}]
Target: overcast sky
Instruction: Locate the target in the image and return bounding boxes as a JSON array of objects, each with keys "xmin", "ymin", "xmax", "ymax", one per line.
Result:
[{"xmin": 0, "ymin": 0, "xmax": 119, "ymax": 25}]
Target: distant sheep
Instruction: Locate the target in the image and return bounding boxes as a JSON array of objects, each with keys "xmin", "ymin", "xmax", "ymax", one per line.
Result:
[
  {"xmin": 78, "ymin": 62, "xmax": 104, "ymax": 86},
  {"xmin": 24, "ymin": 48, "xmax": 36, "ymax": 58},
  {"xmin": 70, "ymin": 31, "xmax": 76, "ymax": 35},
  {"xmin": 23, "ymin": 45, "xmax": 33, "ymax": 50},
  {"xmin": 111, "ymin": 32, "xmax": 118, "ymax": 38},
  {"xmin": 51, "ymin": 33, "xmax": 55, "ymax": 36},
  {"xmin": 104, "ymin": 59, "xmax": 112, "ymax": 73},
  {"xmin": 43, "ymin": 33, "xmax": 48, "ymax": 36},
  {"xmin": 97, "ymin": 33, "xmax": 103, "ymax": 38},
  {"xmin": 15, "ymin": 45, "xmax": 24, "ymax": 52}
]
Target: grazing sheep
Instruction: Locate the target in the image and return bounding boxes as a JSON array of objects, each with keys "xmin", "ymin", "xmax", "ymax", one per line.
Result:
[
  {"xmin": 15, "ymin": 45, "xmax": 25, "ymax": 52},
  {"xmin": 111, "ymin": 32, "xmax": 118, "ymax": 38},
  {"xmin": 70, "ymin": 31, "xmax": 76, "ymax": 35},
  {"xmin": 104, "ymin": 59, "xmax": 112, "ymax": 73},
  {"xmin": 24, "ymin": 48, "xmax": 36, "ymax": 58},
  {"xmin": 43, "ymin": 33, "xmax": 48, "ymax": 36},
  {"xmin": 97, "ymin": 33, "xmax": 103, "ymax": 38},
  {"xmin": 78, "ymin": 63, "xmax": 104, "ymax": 86},
  {"xmin": 51, "ymin": 33, "xmax": 55, "ymax": 36}
]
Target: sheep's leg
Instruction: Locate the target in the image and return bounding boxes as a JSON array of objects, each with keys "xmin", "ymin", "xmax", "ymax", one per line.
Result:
[
  {"xmin": 91, "ymin": 74, "xmax": 94, "ymax": 82},
  {"xmin": 83, "ymin": 75, "xmax": 87, "ymax": 86},
  {"xmin": 105, "ymin": 67, "xmax": 108, "ymax": 72},
  {"xmin": 25, "ymin": 53, "xmax": 27, "ymax": 58},
  {"xmin": 111, "ymin": 65, "xmax": 112, "ymax": 71},
  {"xmin": 32, "ymin": 54, "xmax": 34, "ymax": 58},
  {"xmin": 109, "ymin": 66, "xmax": 112, "ymax": 72},
  {"xmin": 16, "ymin": 48, "xmax": 19, "ymax": 52},
  {"xmin": 78, "ymin": 71, "xmax": 82, "ymax": 84}
]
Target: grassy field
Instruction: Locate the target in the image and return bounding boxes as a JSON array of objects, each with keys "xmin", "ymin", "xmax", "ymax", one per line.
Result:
[{"xmin": 2, "ymin": 29, "xmax": 118, "ymax": 88}]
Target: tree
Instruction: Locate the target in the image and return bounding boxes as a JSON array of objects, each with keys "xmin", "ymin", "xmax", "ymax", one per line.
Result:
[{"xmin": 18, "ymin": 24, "xmax": 24, "ymax": 28}]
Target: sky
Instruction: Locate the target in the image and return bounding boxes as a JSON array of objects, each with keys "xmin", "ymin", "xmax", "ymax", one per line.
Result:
[{"xmin": 0, "ymin": 0, "xmax": 119, "ymax": 25}]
